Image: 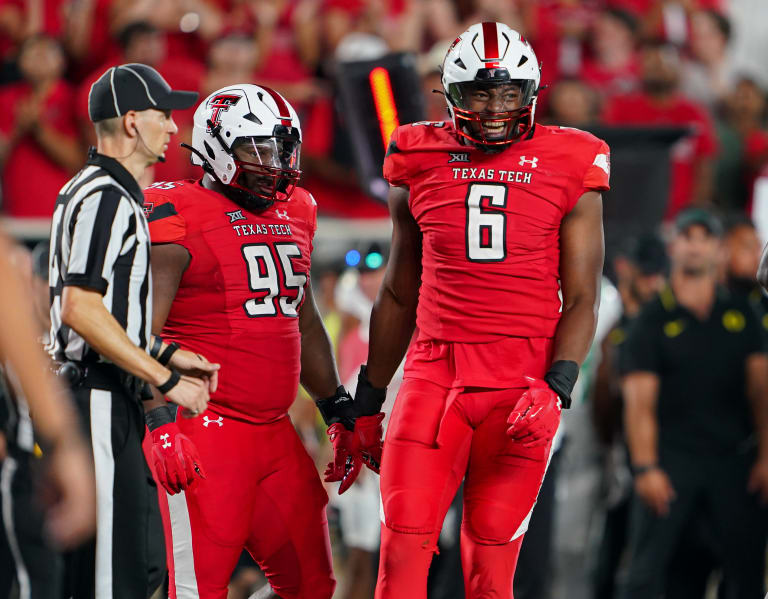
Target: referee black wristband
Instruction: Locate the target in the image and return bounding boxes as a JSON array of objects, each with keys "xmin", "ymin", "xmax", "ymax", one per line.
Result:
[
  {"xmin": 149, "ymin": 336, "xmax": 164, "ymax": 359},
  {"xmin": 544, "ymin": 360, "xmax": 579, "ymax": 409},
  {"xmin": 157, "ymin": 342, "xmax": 180, "ymax": 367},
  {"xmin": 157, "ymin": 370, "xmax": 181, "ymax": 394},
  {"xmin": 145, "ymin": 405, "xmax": 174, "ymax": 431}
]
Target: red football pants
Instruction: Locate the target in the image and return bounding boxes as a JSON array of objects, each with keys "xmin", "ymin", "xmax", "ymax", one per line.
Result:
[
  {"xmin": 376, "ymin": 377, "xmax": 556, "ymax": 599},
  {"xmin": 155, "ymin": 410, "xmax": 335, "ymax": 599}
]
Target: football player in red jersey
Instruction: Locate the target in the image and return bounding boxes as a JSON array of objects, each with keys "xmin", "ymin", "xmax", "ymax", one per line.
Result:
[
  {"xmin": 140, "ymin": 85, "xmax": 378, "ymax": 599},
  {"xmin": 353, "ymin": 22, "xmax": 611, "ymax": 599}
]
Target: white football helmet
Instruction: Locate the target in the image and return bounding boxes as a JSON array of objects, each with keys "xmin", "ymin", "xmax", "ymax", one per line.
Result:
[
  {"xmin": 442, "ymin": 22, "xmax": 541, "ymax": 148},
  {"xmin": 188, "ymin": 84, "xmax": 301, "ymax": 211}
]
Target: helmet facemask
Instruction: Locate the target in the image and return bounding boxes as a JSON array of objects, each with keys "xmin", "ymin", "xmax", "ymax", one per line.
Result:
[
  {"xmin": 228, "ymin": 133, "xmax": 301, "ymax": 210},
  {"xmin": 447, "ymin": 71, "xmax": 538, "ymax": 149}
]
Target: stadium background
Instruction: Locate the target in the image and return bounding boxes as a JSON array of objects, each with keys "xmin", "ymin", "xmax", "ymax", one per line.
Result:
[{"xmin": 1, "ymin": 0, "xmax": 768, "ymax": 598}]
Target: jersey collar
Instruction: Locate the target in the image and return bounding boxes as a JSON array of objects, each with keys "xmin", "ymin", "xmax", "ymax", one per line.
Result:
[{"xmin": 86, "ymin": 147, "xmax": 145, "ymax": 206}]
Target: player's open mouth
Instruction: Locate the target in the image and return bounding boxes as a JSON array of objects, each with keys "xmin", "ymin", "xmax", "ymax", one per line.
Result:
[{"xmin": 482, "ymin": 121, "xmax": 507, "ymax": 135}]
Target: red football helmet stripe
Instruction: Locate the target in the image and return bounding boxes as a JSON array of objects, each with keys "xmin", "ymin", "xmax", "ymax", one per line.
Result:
[
  {"xmin": 260, "ymin": 86, "xmax": 292, "ymax": 126},
  {"xmin": 482, "ymin": 22, "xmax": 499, "ymax": 60}
]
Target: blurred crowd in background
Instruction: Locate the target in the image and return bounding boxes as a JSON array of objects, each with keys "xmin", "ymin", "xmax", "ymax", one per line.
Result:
[
  {"xmin": 0, "ymin": 0, "xmax": 767, "ymax": 221},
  {"xmin": 2, "ymin": 0, "xmax": 768, "ymax": 598}
]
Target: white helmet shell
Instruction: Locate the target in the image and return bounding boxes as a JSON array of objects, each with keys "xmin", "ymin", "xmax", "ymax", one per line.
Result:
[
  {"xmin": 441, "ymin": 22, "xmax": 541, "ymax": 145},
  {"xmin": 191, "ymin": 84, "xmax": 301, "ymax": 185}
]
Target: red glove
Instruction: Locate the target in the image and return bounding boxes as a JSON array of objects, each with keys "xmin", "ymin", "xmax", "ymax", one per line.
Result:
[
  {"xmin": 150, "ymin": 423, "xmax": 206, "ymax": 495},
  {"xmin": 506, "ymin": 377, "xmax": 562, "ymax": 448},
  {"xmin": 355, "ymin": 413, "xmax": 385, "ymax": 474},
  {"xmin": 324, "ymin": 423, "xmax": 363, "ymax": 494}
]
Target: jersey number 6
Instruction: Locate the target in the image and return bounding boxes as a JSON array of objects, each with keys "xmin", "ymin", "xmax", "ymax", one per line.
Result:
[
  {"xmin": 465, "ymin": 182, "xmax": 507, "ymax": 262},
  {"xmin": 241, "ymin": 242, "xmax": 307, "ymax": 317}
]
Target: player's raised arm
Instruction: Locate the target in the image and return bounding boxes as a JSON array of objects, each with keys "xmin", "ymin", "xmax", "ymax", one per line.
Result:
[{"xmin": 365, "ymin": 185, "xmax": 422, "ymax": 388}]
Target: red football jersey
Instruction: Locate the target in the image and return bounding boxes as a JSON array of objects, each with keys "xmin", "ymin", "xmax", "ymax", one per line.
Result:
[
  {"xmin": 383, "ymin": 121, "xmax": 610, "ymax": 343},
  {"xmin": 145, "ymin": 180, "xmax": 317, "ymax": 424}
]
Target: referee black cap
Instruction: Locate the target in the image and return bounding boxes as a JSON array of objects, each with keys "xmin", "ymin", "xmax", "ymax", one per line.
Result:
[{"xmin": 88, "ymin": 63, "xmax": 198, "ymax": 123}]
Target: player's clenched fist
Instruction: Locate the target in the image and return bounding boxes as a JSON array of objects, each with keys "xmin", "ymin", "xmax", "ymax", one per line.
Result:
[
  {"xmin": 506, "ymin": 377, "xmax": 562, "ymax": 448},
  {"xmin": 146, "ymin": 405, "xmax": 206, "ymax": 495}
]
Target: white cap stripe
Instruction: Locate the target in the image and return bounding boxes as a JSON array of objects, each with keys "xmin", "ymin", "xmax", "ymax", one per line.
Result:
[
  {"xmin": 121, "ymin": 66, "xmax": 157, "ymax": 106},
  {"xmin": 109, "ymin": 67, "xmax": 121, "ymax": 117}
]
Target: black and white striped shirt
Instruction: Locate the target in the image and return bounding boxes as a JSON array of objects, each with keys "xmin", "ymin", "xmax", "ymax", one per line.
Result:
[{"xmin": 46, "ymin": 149, "xmax": 152, "ymax": 364}]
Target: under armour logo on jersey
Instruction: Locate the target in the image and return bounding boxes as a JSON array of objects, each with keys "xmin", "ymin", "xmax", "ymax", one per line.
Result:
[
  {"xmin": 203, "ymin": 415, "xmax": 223, "ymax": 427},
  {"xmin": 448, "ymin": 152, "xmax": 470, "ymax": 163},
  {"xmin": 519, "ymin": 156, "xmax": 538, "ymax": 168},
  {"xmin": 593, "ymin": 153, "xmax": 610, "ymax": 176},
  {"xmin": 160, "ymin": 433, "xmax": 171, "ymax": 448},
  {"xmin": 276, "ymin": 209, "xmax": 289, "ymax": 220},
  {"xmin": 226, "ymin": 210, "xmax": 246, "ymax": 223}
]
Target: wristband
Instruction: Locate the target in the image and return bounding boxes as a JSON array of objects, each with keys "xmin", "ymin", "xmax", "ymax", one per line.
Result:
[
  {"xmin": 149, "ymin": 336, "xmax": 164, "ymax": 359},
  {"xmin": 632, "ymin": 463, "xmax": 659, "ymax": 477},
  {"xmin": 544, "ymin": 360, "xmax": 579, "ymax": 409},
  {"xmin": 355, "ymin": 365, "xmax": 387, "ymax": 416},
  {"xmin": 145, "ymin": 404, "xmax": 174, "ymax": 431},
  {"xmin": 157, "ymin": 342, "xmax": 180, "ymax": 367},
  {"xmin": 157, "ymin": 370, "xmax": 181, "ymax": 394},
  {"xmin": 315, "ymin": 386, "xmax": 354, "ymax": 429}
]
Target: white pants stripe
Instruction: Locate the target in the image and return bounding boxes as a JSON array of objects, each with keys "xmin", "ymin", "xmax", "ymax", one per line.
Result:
[
  {"xmin": 90, "ymin": 389, "xmax": 114, "ymax": 599},
  {"xmin": 167, "ymin": 491, "xmax": 199, "ymax": 598},
  {"xmin": 1, "ymin": 457, "xmax": 31, "ymax": 599},
  {"xmin": 510, "ymin": 435, "xmax": 559, "ymax": 541}
]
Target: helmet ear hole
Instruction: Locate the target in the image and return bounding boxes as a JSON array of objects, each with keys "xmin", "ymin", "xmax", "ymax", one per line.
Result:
[{"xmin": 204, "ymin": 141, "xmax": 216, "ymax": 160}]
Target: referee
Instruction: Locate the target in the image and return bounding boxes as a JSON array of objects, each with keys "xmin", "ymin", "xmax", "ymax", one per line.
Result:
[{"xmin": 47, "ymin": 63, "xmax": 219, "ymax": 599}]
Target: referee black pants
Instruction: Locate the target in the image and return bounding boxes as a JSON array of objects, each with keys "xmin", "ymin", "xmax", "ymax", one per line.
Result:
[{"xmin": 63, "ymin": 384, "xmax": 166, "ymax": 599}]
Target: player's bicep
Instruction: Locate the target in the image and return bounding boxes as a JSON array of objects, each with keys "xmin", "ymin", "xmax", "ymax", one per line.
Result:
[
  {"xmin": 150, "ymin": 243, "xmax": 190, "ymax": 333},
  {"xmin": 382, "ymin": 185, "xmax": 421, "ymax": 307},
  {"xmin": 559, "ymin": 191, "xmax": 604, "ymax": 310}
]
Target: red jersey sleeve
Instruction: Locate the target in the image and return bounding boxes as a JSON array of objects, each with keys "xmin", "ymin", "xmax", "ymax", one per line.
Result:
[
  {"xmin": 583, "ymin": 140, "xmax": 611, "ymax": 192},
  {"xmin": 382, "ymin": 126, "xmax": 411, "ymax": 186},
  {"xmin": 144, "ymin": 191, "xmax": 187, "ymax": 243}
]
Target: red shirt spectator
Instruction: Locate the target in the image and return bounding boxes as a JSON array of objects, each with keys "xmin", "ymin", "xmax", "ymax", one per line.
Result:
[
  {"xmin": 0, "ymin": 79, "xmax": 79, "ymax": 216},
  {"xmin": 0, "ymin": 0, "xmax": 66, "ymax": 59},
  {"xmin": 580, "ymin": 8, "xmax": 641, "ymax": 99},
  {"xmin": 0, "ymin": 35, "xmax": 81, "ymax": 217},
  {"xmin": 603, "ymin": 92, "xmax": 717, "ymax": 217},
  {"xmin": 603, "ymin": 40, "xmax": 718, "ymax": 218},
  {"xmin": 527, "ymin": 0, "xmax": 600, "ymax": 88}
]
